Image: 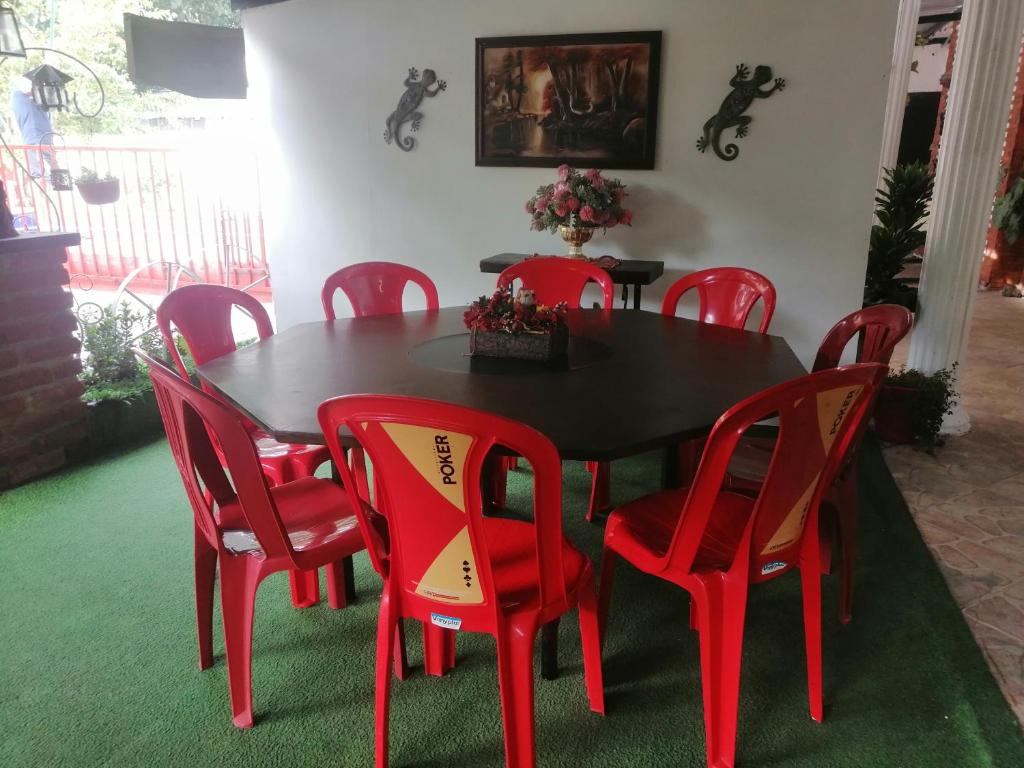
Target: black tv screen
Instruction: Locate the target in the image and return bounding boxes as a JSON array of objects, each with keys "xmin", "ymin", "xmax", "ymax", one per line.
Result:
[{"xmin": 124, "ymin": 14, "xmax": 246, "ymax": 99}]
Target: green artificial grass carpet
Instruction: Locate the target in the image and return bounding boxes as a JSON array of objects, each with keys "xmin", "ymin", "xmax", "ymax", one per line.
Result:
[{"xmin": 2, "ymin": 437, "xmax": 1023, "ymax": 767}]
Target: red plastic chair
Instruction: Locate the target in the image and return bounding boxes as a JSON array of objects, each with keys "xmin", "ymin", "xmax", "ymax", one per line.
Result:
[
  {"xmin": 318, "ymin": 395, "xmax": 604, "ymax": 768},
  {"xmin": 661, "ymin": 267, "xmax": 777, "ymax": 333},
  {"xmin": 139, "ymin": 350, "xmax": 369, "ymax": 728},
  {"xmin": 591, "ymin": 268, "xmax": 779, "ymax": 521},
  {"xmin": 599, "ymin": 364, "xmax": 885, "ymax": 768},
  {"xmin": 496, "ymin": 256, "xmax": 615, "ymax": 310},
  {"xmin": 647, "ymin": 267, "xmax": 778, "ymax": 504},
  {"xmin": 495, "ymin": 257, "xmax": 615, "ymax": 515},
  {"xmin": 157, "ymin": 284, "xmax": 337, "ymax": 609},
  {"xmin": 321, "ymin": 261, "xmax": 439, "ymax": 319},
  {"xmin": 812, "ymin": 304, "xmax": 912, "ymax": 372},
  {"xmin": 729, "ymin": 304, "xmax": 913, "ymax": 624}
]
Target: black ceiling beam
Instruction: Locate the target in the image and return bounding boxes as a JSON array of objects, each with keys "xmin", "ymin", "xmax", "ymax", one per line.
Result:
[
  {"xmin": 231, "ymin": 0, "xmax": 290, "ymax": 9},
  {"xmin": 919, "ymin": 11, "xmax": 963, "ymax": 24}
]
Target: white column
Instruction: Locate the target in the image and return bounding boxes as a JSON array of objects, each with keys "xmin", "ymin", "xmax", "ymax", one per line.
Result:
[
  {"xmin": 877, "ymin": 0, "xmax": 923, "ymax": 182},
  {"xmin": 908, "ymin": 0, "xmax": 1024, "ymax": 435}
]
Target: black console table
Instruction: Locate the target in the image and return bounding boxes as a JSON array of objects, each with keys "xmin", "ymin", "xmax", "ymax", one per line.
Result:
[{"xmin": 479, "ymin": 253, "xmax": 665, "ymax": 310}]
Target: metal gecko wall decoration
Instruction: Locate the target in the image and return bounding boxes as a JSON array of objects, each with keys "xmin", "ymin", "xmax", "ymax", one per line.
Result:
[
  {"xmin": 697, "ymin": 64, "xmax": 786, "ymax": 161},
  {"xmin": 384, "ymin": 67, "xmax": 447, "ymax": 152}
]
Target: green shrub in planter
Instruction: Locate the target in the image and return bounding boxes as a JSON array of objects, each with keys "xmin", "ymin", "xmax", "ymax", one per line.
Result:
[
  {"xmin": 78, "ymin": 304, "xmax": 166, "ymax": 453},
  {"xmin": 77, "ymin": 305, "xmax": 256, "ymax": 455},
  {"xmin": 80, "ymin": 303, "xmax": 164, "ymax": 402},
  {"xmin": 992, "ymin": 176, "xmax": 1024, "ymax": 244},
  {"xmin": 873, "ymin": 364, "xmax": 958, "ymax": 449}
]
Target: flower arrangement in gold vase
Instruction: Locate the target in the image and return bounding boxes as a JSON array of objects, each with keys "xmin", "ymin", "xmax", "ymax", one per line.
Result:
[{"xmin": 525, "ymin": 165, "xmax": 632, "ymax": 258}]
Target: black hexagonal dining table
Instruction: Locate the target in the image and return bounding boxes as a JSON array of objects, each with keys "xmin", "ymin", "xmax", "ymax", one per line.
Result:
[
  {"xmin": 197, "ymin": 307, "xmax": 806, "ymax": 461},
  {"xmin": 198, "ymin": 305, "xmax": 806, "ymax": 679}
]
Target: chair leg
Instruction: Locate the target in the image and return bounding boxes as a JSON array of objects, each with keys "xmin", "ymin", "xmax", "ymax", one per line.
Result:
[
  {"xmin": 801, "ymin": 560, "xmax": 825, "ymax": 723},
  {"xmin": 393, "ymin": 618, "xmax": 411, "ymax": 681},
  {"xmin": 541, "ymin": 620, "xmax": 560, "ymax": 680},
  {"xmin": 374, "ymin": 590, "xmax": 398, "ymax": 768},
  {"xmin": 218, "ymin": 554, "xmax": 263, "ymax": 729},
  {"xmin": 693, "ymin": 576, "xmax": 748, "ymax": 768},
  {"xmin": 586, "ymin": 461, "xmax": 611, "ymax": 523},
  {"xmin": 836, "ymin": 473, "xmax": 858, "ymax": 625},
  {"xmin": 597, "ymin": 547, "xmax": 618, "ymax": 645},
  {"xmin": 289, "ymin": 568, "xmax": 320, "ymax": 609},
  {"xmin": 577, "ymin": 568, "xmax": 606, "ymax": 714},
  {"xmin": 194, "ymin": 528, "xmax": 217, "ymax": 671},
  {"xmin": 325, "ymin": 555, "xmax": 357, "ymax": 609},
  {"xmin": 677, "ymin": 438, "xmax": 703, "ymax": 486},
  {"xmin": 496, "ymin": 617, "xmax": 539, "ymax": 768},
  {"xmin": 423, "ymin": 622, "xmax": 456, "ymax": 677}
]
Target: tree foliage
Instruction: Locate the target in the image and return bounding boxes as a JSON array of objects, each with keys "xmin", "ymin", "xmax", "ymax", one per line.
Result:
[{"xmin": 6, "ymin": 0, "xmax": 239, "ymax": 137}]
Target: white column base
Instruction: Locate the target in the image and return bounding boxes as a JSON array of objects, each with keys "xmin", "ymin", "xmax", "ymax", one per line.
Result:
[{"xmin": 940, "ymin": 403, "xmax": 971, "ymax": 436}]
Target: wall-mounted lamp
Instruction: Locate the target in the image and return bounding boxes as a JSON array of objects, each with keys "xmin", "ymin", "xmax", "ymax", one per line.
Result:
[
  {"xmin": 24, "ymin": 64, "xmax": 73, "ymax": 112},
  {"xmin": 0, "ymin": 5, "xmax": 26, "ymax": 58}
]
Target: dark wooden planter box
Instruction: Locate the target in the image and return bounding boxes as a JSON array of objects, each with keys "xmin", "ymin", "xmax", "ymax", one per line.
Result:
[
  {"xmin": 872, "ymin": 385, "xmax": 919, "ymax": 445},
  {"xmin": 76, "ymin": 179, "xmax": 121, "ymax": 205},
  {"xmin": 470, "ymin": 326, "xmax": 568, "ymax": 361},
  {"xmin": 69, "ymin": 390, "xmax": 165, "ymax": 460}
]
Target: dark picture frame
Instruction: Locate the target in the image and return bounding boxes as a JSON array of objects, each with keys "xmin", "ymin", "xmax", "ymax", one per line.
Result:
[{"xmin": 475, "ymin": 31, "xmax": 662, "ymax": 169}]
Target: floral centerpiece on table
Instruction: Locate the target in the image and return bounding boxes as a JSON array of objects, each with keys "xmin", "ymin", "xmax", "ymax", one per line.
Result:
[
  {"xmin": 464, "ymin": 287, "xmax": 569, "ymax": 361},
  {"xmin": 525, "ymin": 165, "xmax": 632, "ymax": 258}
]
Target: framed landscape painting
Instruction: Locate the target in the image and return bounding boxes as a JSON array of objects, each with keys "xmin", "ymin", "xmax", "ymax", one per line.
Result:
[{"xmin": 475, "ymin": 31, "xmax": 662, "ymax": 169}]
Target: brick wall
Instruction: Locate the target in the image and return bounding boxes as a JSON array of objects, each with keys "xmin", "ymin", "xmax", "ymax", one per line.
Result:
[
  {"xmin": 0, "ymin": 233, "xmax": 87, "ymax": 489},
  {"xmin": 982, "ymin": 43, "xmax": 1024, "ymax": 287},
  {"xmin": 928, "ymin": 24, "xmax": 958, "ymax": 174}
]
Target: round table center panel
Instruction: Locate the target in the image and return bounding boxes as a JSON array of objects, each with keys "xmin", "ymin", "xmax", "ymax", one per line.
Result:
[{"xmin": 408, "ymin": 332, "xmax": 614, "ymax": 375}]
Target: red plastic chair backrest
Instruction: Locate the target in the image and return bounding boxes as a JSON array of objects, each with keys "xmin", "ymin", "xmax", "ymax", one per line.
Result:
[
  {"xmin": 661, "ymin": 267, "xmax": 777, "ymax": 334},
  {"xmin": 812, "ymin": 304, "xmax": 913, "ymax": 372},
  {"xmin": 664, "ymin": 363, "xmax": 886, "ymax": 580},
  {"xmin": 156, "ymin": 284, "xmax": 274, "ymax": 380},
  {"xmin": 138, "ymin": 349, "xmax": 296, "ymax": 562},
  {"xmin": 496, "ymin": 256, "xmax": 615, "ymax": 310},
  {"xmin": 321, "ymin": 261, "xmax": 440, "ymax": 320},
  {"xmin": 318, "ymin": 395, "xmax": 570, "ymax": 621}
]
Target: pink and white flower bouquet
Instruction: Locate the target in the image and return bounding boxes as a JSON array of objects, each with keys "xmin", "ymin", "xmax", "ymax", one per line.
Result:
[{"xmin": 525, "ymin": 165, "xmax": 633, "ymax": 232}]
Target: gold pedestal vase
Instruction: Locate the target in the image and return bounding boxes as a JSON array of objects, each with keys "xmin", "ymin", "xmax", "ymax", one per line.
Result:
[{"xmin": 558, "ymin": 225, "xmax": 596, "ymax": 259}]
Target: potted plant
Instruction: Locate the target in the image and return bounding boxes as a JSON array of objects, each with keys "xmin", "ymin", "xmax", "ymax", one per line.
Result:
[
  {"xmin": 525, "ymin": 165, "xmax": 632, "ymax": 258},
  {"xmin": 992, "ymin": 175, "xmax": 1024, "ymax": 244},
  {"xmin": 863, "ymin": 162, "xmax": 934, "ymax": 310},
  {"xmin": 873, "ymin": 364, "xmax": 958, "ymax": 449},
  {"xmin": 75, "ymin": 167, "xmax": 121, "ymax": 205},
  {"xmin": 75, "ymin": 303, "xmax": 166, "ymax": 455},
  {"xmin": 464, "ymin": 287, "xmax": 569, "ymax": 360}
]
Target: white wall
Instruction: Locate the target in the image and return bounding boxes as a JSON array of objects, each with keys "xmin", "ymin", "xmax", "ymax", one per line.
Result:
[
  {"xmin": 909, "ymin": 43, "xmax": 949, "ymax": 92},
  {"xmin": 243, "ymin": 0, "xmax": 899, "ymax": 366}
]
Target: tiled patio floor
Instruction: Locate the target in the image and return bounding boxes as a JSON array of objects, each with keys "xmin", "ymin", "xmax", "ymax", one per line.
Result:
[{"xmin": 886, "ymin": 289, "xmax": 1024, "ymax": 724}]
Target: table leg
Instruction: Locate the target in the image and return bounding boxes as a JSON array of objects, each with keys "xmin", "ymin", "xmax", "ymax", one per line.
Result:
[
  {"xmin": 662, "ymin": 444, "xmax": 681, "ymax": 489},
  {"xmin": 633, "ymin": 283, "xmax": 642, "ymax": 310},
  {"xmin": 343, "ymin": 554, "xmax": 357, "ymax": 603},
  {"xmin": 662, "ymin": 440, "xmax": 703, "ymax": 490},
  {"xmin": 541, "ymin": 619, "xmax": 560, "ymax": 680},
  {"xmin": 482, "ymin": 450, "xmax": 507, "ymax": 512},
  {"xmin": 621, "ymin": 283, "xmax": 629, "ymax": 309}
]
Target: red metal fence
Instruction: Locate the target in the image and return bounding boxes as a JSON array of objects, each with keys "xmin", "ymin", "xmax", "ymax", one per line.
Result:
[{"xmin": 0, "ymin": 143, "xmax": 269, "ymax": 294}]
